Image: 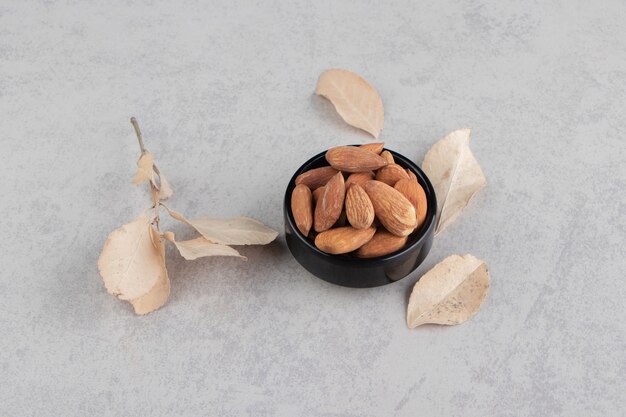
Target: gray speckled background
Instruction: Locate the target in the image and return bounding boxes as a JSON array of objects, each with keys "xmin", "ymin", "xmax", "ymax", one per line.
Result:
[{"xmin": 1, "ymin": 1, "xmax": 625, "ymax": 416}]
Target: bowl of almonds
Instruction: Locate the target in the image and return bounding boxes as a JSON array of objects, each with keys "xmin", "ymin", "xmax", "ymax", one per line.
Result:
[{"xmin": 284, "ymin": 143, "xmax": 437, "ymax": 288}]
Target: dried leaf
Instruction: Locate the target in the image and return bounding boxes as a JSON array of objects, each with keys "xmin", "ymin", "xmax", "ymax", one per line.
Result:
[
  {"xmin": 129, "ymin": 228, "xmax": 170, "ymax": 315},
  {"xmin": 316, "ymin": 69, "xmax": 384, "ymax": 138},
  {"xmin": 422, "ymin": 129, "xmax": 486, "ymax": 235},
  {"xmin": 132, "ymin": 152, "xmax": 155, "ymax": 186},
  {"xmin": 186, "ymin": 217, "xmax": 278, "ymax": 246},
  {"xmin": 407, "ymin": 254, "xmax": 489, "ymax": 328},
  {"xmin": 163, "ymin": 231, "xmax": 245, "ymax": 260},
  {"xmin": 163, "ymin": 205, "xmax": 278, "ymax": 246},
  {"xmin": 154, "ymin": 163, "xmax": 173, "ymax": 200},
  {"xmin": 98, "ymin": 215, "xmax": 168, "ymax": 301}
]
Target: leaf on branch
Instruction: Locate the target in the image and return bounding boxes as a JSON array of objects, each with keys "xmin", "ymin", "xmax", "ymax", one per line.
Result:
[
  {"xmin": 129, "ymin": 228, "xmax": 170, "ymax": 315},
  {"xmin": 407, "ymin": 254, "xmax": 489, "ymax": 328},
  {"xmin": 422, "ymin": 129, "xmax": 486, "ymax": 235},
  {"xmin": 163, "ymin": 231, "xmax": 245, "ymax": 260},
  {"xmin": 316, "ymin": 69, "xmax": 384, "ymax": 138},
  {"xmin": 98, "ymin": 215, "xmax": 169, "ymax": 302},
  {"xmin": 163, "ymin": 205, "xmax": 278, "ymax": 246},
  {"xmin": 132, "ymin": 152, "xmax": 155, "ymax": 186},
  {"xmin": 154, "ymin": 163, "xmax": 173, "ymax": 200}
]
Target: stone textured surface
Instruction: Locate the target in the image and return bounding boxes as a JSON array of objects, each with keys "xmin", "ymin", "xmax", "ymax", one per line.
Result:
[{"xmin": 1, "ymin": 1, "xmax": 625, "ymax": 416}]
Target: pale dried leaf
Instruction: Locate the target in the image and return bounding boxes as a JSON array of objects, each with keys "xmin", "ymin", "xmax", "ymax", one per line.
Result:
[
  {"xmin": 132, "ymin": 152, "xmax": 155, "ymax": 186},
  {"xmin": 129, "ymin": 227, "xmax": 170, "ymax": 315},
  {"xmin": 186, "ymin": 217, "xmax": 278, "ymax": 245},
  {"xmin": 163, "ymin": 231, "xmax": 245, "ymax": 260},
  {"xmin": 154, "ymin": 163, "xmax": 173, "ymax": 200},
  {"xmin": 407, "ymin": 254, "xmax": 489, "ymax": 328},
  {"xmin": 316, "ymin": 69, "xmax": 384, "ymax": 138},
  {"xmin": 98, "ymin": 215, "xmax": 168, "ymax": 301},
  {"xmin": 162, "ymin": 205, "xmax": 188, "ymax": 224},
  {"xmin": 162, "ymin": 205, "xmax": 278, "ymax": 246},
  {"xmin": 422, "ymin": 129, "xmax": 486, "ymax": 235}
]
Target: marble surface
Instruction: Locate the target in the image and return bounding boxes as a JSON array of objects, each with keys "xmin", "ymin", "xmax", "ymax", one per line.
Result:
[{"xmin": 1, "ymin": 1, "xmax": 625, "ymax": 416}]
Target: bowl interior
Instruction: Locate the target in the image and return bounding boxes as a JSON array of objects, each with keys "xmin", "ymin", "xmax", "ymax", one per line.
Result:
[{"xmin": 285, "ymin": 146, "xmax": 437, "ymax": 263}]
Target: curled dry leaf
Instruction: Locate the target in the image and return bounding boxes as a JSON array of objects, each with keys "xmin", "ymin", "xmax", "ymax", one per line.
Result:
[
  {"xmin": 164, "ymin": 231, "xmax": 245, "ymax": 260},
  {"xmin": 316, "ymin": 69, "xmax": 384, "ymax": 138},
  {"xmin": 187, "ymin": 217, "xmax": 278, "ymax": 246},
  {"xmin": 407, "ymin": 254, "xmax": 489, "ymax": 328},
  {"xmin": 98, "ymin": 215, "xmax": 167, "ymax": 301},
  {"xmin": 154, "ymin": 163, "xmax": 173, "ymax": 200},
  {"xmin": 132, "ymin": 153, "xmax": 155, "ymax": 185},
  {"xmin": 163, "ymin": 205, "xmax": 278, "ymax": 246},
  {"xmin": 129, "ymin": 230, "xmax": 170, "ymax": 315},
  {"xmin": 422, "ymin": 129, "xmax": 486, "ymax": 235}
]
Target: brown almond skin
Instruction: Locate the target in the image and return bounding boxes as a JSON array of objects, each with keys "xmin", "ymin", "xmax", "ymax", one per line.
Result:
[
  {"xmin": 295, "ymin": 166, "xmax": 338, "ymax": 190},
  {"xmin": 314, "ymin": 226, "xmax": 376, "ymax": 255},
  {"xmin": 326, "ymin": 146, "xmax": 388, "ymax": 173},
  {"xmin": 359, "ymin": 142, "xmax": 384, "ymax": 154},
  {"xmin": 345, "ymin": 171, "xmax": 374, "ymax": 188},
  {"xmin": 356, "ymin": 228, "xmax": 408, "ymax": 258},
  {"xmin": 291, "ymin": 184, "xmax": 313, "ymax": 236},
  {"xmin": 314, "ymin": 171, "xmax": 345, "ymax": 232},
  {"xmin": 375, "ymin": 164, "xmax": 409, "ymax": 186},
  {"xmin": 345, "ymin": 184, "xmax": 375, "ymax": 229},
  {"xmin": 381, "ymin": 150, "xmax": 394, "ymax": 164},
  {"xmin": 312, "ymin": 186, "xmax": 325, "ymax": 205},
  {"xmin": 395, "ymin": 178, "xmax": 428, "ymax": 227},
  {"xmin": 406, "ymin": 169, "xmax": 418, "ymax": 181},
  {"xmin": 364, "ymin": 180, "xmax": 417, "ymax": 236}
]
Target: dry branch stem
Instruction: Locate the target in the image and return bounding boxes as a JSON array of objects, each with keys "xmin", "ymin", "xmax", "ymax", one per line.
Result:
[{"xmin": 130, "ymin": 117, "xmax": 160, "ymax": 229}]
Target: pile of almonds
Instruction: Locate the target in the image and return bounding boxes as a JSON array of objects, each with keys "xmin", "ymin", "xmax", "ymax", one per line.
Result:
[{"xmin": 291, "ymin": 143, "xmax": 428, "ymax": 257}]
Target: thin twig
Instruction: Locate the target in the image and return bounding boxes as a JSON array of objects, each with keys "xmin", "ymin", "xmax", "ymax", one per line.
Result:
[
  {"xmin": 130, "ymin": 117, "xmax": 147, "ymax": 154},
  {"xmin": 130, "ymin": 116, "xmax": 160, "ymax": 229}
]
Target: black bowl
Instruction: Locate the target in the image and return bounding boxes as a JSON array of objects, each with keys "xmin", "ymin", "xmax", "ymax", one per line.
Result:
[{"xmin": 284, "ymin": 147, "xmax": 437, "ymax": 288}]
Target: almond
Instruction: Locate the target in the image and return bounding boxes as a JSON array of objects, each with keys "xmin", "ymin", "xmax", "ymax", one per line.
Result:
[
  {"xmin": 395, "ymin": 178, "xmax": 428, "ymax": 227},
  {"xmin": 325, "ymin": 146, "xmax": 388, "ymax": 173},
  {"xmin": 345, "ymin": 184, "xmax": 375, "ymax": 229},
  {"xmin": 295, "ymin": 166, "xmax": 338, "ymax": 190},
  {"xmin": 359, "ymin": 142, "xmax": 384, "ymax": 154},
  {"xmin": 291, "ymin": 184, "xmax": 313, "ymax": 236},
  {"xmin": 406, "ymin": 169, "xmax": 418, "ymax": 181},
  {"xmin": 364, "ymin": 180, "xmax": 417, "ymax": 236},
  {"xmin": 356, "ymin": 228, "xmax": 408, "ymax": 258},
  {"xmin": 314, "ymin": 226, "xmax": 376, "ymax": 254},
  {"xmin": 345, "ymin": 171, "xmax": 374, "ymax": 188},
  {"xmin": 381, "ymin": 150, "xmax": 394, "ymax": 164},
  {"xmin": 312, "ymin": 186, "xmax": 325, "ymax": 205},
  {"xmin": 314, "ymin": 171, "xmax": 345, "ymax": 232},
  {"xmin": 375, "ymin": 163, "xmax": 409, "ymax": 186}
]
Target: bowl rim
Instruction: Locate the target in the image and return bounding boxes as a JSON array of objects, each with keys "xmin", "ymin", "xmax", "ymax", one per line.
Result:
[{"xmin": 284, "ymin": 146, "xmax": 437, "ymax": 265}]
